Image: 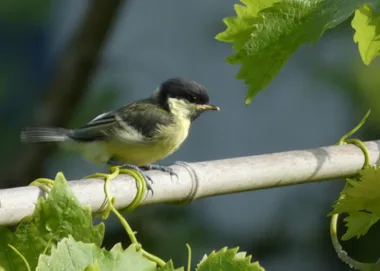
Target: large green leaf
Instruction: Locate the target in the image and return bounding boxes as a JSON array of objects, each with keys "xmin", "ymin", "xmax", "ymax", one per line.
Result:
[
  {"xmin": 352, "ymin": 4, "xmax": 380, "ymax": 65},
  {"xmin": 36, "ymin": 237, "xmax": 156, "ymax": 271},
  {"xmin": 331, "ymin": 166, "xmax": 380, "ymax": 240},
  {"xmin": 0, "ymin": 173, "xmax": 105, "ymax": 271},
  {"xmin": 217, "ymin": 0, "xmax": 379, "ymax": 104}
]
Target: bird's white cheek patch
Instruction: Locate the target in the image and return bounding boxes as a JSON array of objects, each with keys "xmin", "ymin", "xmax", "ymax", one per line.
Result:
[{"xmin": 167, "ymin": 98, "xmax": 194, "ymax": 119}]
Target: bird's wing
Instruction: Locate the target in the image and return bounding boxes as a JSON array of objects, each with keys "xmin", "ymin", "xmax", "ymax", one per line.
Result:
[{"xmin": 68, "ymin": 100, "xmax": 173, "ymax": 142}]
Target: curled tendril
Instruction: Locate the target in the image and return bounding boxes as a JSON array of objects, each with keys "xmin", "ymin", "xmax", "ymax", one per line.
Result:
[
  {"xmin": 26, "ymin": 166, "xmax": 166, "ymax": 267},
  {"xmin": 29, "ymin": 178, "xmax": 55, "ymax": 194},
  {"xmin": 83, "ymin": 166, "xmax": 147, "ymax": 219},
  {"xmin": 101, "ymin": 167, "xmax": 166, "ymax": 267},
  {"xmin": 330, "ymin": 213, "xmax": 380, "ymax": 270},
  {"xmin": 337, "ymin": 109, "xmax": 371, "ymax": 146},
  {"xmin": 331, "ymin": 109, "xmax": 380, "ymax": 270}
]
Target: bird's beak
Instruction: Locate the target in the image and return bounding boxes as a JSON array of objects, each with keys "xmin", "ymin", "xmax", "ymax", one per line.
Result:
[{"xmin": 196, "ymin": 104, "xmax": 220, "ymax": 111}]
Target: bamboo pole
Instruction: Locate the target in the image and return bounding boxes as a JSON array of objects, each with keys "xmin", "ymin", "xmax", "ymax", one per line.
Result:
[{"xmin": 1, "ymin": 140, "xmax": 379, "ymax": 226}]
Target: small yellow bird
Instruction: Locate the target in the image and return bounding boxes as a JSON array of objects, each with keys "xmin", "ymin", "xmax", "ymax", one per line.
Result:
[{"xmin": 21, "ymin": 78, "xmax": 219, "ymax": 190}]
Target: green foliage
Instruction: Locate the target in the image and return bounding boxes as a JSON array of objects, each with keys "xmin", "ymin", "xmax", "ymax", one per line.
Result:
[
  {"xmin": 331, "ymin": 166, "xmax": 380, "ymax": 240},
  {"xmin": 354, "ymin": 61, "xmax": 380, "ymax": 119},
  {"xmin": 0, "ymin": 173, "xmax": 104, "ymax": 271},
  {"xmin": 196, "ymin": 247, "xmax": 264, "ymax": 271},
  {"xmin": 83, "ymin": 263, "xmax": 101, "ymax": 271},
  {"xmin": 217, "ymin": 0, "xmax": 380, "ymax": 104},
  {"xmin": 158, "ymin": 261, "xmax": 184, "ymax": 271},
  {"xmin": 5, "ymin": 0, "xmax": 380, "ymax": 270},
  {"xmin": 0, "ymin": 173, "xmax": 264, "ymax": 271},
  {"xmin": 352, "ymin": 4, "xmax": 380, "ymax": 65},
  {"xmin": 36, "ymin": 237, "xmax": 156, "ymax": 271}
]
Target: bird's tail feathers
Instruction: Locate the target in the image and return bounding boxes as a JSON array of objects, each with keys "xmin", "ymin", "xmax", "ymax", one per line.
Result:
[{"xmin": 20, "ymin": 127, "xmax": 70, "ymax": 143}]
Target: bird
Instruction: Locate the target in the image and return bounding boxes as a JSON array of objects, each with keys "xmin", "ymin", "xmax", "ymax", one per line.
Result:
[{"xmin": 21, "ymin": 77, "xmax": 220, "ymax": 191}]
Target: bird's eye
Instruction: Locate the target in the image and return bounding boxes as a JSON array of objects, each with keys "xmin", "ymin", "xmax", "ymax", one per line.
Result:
[{"xmin": 186, "ymin": 95, "xmax": 197, "ymax": 103}]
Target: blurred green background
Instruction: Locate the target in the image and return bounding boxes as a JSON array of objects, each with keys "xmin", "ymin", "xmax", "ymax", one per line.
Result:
[{"xmin": 0, "ymin": 1, "xmax": 380, "ymax": 270}]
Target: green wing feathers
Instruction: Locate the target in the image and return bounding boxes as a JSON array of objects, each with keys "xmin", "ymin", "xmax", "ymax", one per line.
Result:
[{"xmin": 69, "ymin": 100, "xmax": 174, "ymax": 142}]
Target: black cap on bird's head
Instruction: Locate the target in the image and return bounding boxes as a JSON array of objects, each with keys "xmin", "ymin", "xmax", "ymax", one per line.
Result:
[{"xmin": 156, "ymin": 78, "xmax": 219, "ymax": 120}]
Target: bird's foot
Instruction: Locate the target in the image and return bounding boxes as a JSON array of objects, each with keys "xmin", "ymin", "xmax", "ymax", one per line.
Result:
[
  {"xmin": 121, "ymin": 164, "xmax": 154, "ymax": 193},
  {"xmin": 106, "ymin": 159, "xmax": 154, "ymax": 194},
  {"xmin": 140, "ymin": 164, "xmax": 178, "ymax": 179}
]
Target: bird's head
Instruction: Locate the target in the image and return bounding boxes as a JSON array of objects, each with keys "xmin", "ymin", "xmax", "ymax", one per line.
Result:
[{"xmin": 153, "ymin": 77, "xmax": 219, "ymax": 121}]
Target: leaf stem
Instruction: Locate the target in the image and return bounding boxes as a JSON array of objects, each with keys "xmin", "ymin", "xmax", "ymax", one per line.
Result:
[
  {"xmin": 102, "ymin": 167, "xmax": 138, "ymax": 245},
  {"xmin": 186, "ymin": 243, "xmax": 192, "ymax": 271},
  {"xmin": 141, "ymin": 249, "xmax": 166, "ymax": 267},
  {"xmin": 8, "ymin": 244, "xmax": 31, "ymax": 271},
  {"xmin": 102, "ymin": 167, "xmax": 166, "ymax": 267},
  {"xmin": 43, "ymin": 236, "xmax": 55, "ymax": 255}
]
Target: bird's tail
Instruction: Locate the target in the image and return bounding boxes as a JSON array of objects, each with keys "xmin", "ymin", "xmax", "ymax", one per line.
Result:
[{"xmin": 20, "ymin": 127, "xmax": 70, "ymax": 143}]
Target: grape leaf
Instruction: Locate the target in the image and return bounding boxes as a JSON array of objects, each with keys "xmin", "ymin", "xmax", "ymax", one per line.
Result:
[
  {"xmin": 342, "ymin": 211, "xmax": 379, "ymax": 240},
  {"xmin": 330, "ymin": 166, "xmax": 380, "ymax": 240},
  {"xmin": 216, "ymin": 0, "xmax": 379, "ymax": 104},
  {"xmin": 196, "ymin": 247, "xmax": 264, "ymax": 271},
  {"xmin": 216, "ymin": 0, "xmax": 279, "ymax": 48},
  {"xmin": 159, "ymin": 261, "xmax": 184, "ymax": 271},
  {"xmin": 352, "ymin": 4, "xmax": 380, "ymax": 65},
  {"xmin": 36, "ymin": 236, "xmax": 156, "ymax": 271},
  {"xmin": 0, "ymin": 173, "xmax": 105, "ymax": 271}
]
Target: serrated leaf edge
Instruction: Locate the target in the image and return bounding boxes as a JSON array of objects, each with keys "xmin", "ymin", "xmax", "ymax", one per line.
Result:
[{"xmin": 197, "ymin": 246, "xmax": 260, "ymax": 268}]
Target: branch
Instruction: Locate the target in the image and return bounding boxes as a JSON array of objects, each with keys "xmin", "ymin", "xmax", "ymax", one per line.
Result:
[
  {"xmin": 1, "ymin": 140, "xmax": 380, "ymax": 226},
  {"xmin": 2, "ymin": 0, "xmax": 123, "ymax": 187}
]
